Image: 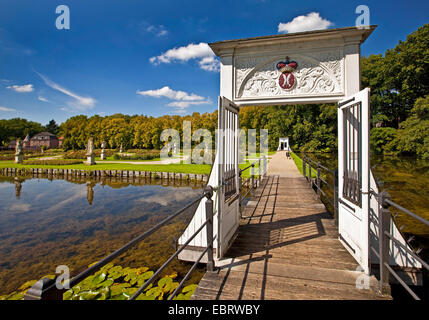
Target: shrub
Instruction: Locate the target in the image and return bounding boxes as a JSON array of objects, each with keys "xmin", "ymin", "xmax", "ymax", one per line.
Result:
[{"xmin": 23, "ymin": 159, "xmax": 83, "ymax": 165}]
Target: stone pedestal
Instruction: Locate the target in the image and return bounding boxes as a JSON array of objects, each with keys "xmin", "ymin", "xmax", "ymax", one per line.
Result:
[
  {"xmin": 14, "ymin": 154, "xmax": 23, "ymax": 164},
  {"xmin": 86, "ymin": 154, "xmax": 95, "ymax": 165},
  {"xmin": 100, "ymin": 151, "xmax": 105, "ymax": 160}
]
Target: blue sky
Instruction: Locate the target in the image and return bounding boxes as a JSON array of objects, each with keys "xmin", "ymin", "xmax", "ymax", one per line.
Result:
[{"xmin": 0, "ymin": 0, "xmax": 428, "ymax": 125}]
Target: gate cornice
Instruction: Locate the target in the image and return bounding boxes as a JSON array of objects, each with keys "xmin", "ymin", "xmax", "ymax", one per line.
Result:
[{"xmin": 210, "ymin": 26, "xmax": 376, "ymax": 105}]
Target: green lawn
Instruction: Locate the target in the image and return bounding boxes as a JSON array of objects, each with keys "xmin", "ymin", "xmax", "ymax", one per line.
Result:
[
  {"xmin": 0, "ymin": 161, "xmax": 211, "ymax": 175},
  {"xmin": 290, "ymin": 152, "xmax": 317, "ymax": 178}
]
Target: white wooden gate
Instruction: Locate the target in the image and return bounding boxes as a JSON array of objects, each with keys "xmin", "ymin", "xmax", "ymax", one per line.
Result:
[
  {"xmin": 217, "ymin": 96, "xmax": 240, "ymax": 258},
  {"xmin": 337, "ymin": 88, "xmax": 371, "ymax": 274},
  {"xmin": 178, "ymin": 96, "xmax": 240, "ymax": 261}
]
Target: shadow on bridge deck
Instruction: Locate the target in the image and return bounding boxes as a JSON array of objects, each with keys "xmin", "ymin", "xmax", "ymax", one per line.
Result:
[{"xmin": 192, "ymin": 174, "xmax": 390, "ymax": 300}]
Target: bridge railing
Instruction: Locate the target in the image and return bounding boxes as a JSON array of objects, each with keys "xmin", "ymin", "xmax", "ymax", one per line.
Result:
[
  {"xmin": 24, "ymin": 185, "xmax": 216, "ymax": 301},
  {"xmin": 238, "ymin": 156, "xmax": 267, "ymax": 208},
  {"xmin": 370, "ymin": 189, "xmax": 429, "ymax": 300},
  {"xmin": 302, "ymin": 155, "xmax": 339, "ymax": 225}
]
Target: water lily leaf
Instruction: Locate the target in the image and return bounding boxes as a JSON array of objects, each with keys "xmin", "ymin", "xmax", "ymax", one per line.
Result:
[
  {"xmin": 158, "ymin": 276, "xmax": 173, "ymax": 290},
  {"xmin": 41, "ymin": 274, "xmax": 56, "ymax": 280},
  {"xmin": 100, "ymin": 262, "xmax": 114, "ymax": 272},
  {"xmin": 96, "ymin": 287, "xmax": 110, "ymax": 300},
  {"xmin": 79, "ymin": 291, "xmax": 100, "ymax": 300},
  {"xmin": 108, "ymin": 266, "xmax": 123, "ymax": 274},
  {"xmin": 18, "ymin": 280, "xmax": 37, "ymax": 291},
  {"xmin": 146, "ymin": 287, "xmax": 162, "ymax": 298},
  {"xmin": 110, "ymin": 283, "xmax": 131, "ymax": 296},
  {"xmin": 63, "ymin": 289, "xmax": 74, "ymax": 300},
  {"xmin": 92, "ymin": 272, "xmax": 107, "ymax": 285},
  {"xmin": 182, "ymin": 284, "xmax": 197, "ymax": 294},
  {"xmin": 136, "ymin": 267, "xmax": 149, "ymax": 275},
  {"xmin": 109, "ymin": 271, "xmax": 123, "ymax": 280},
  {"xmin": 72, "ymin": 285, "xmax": 81, "ymax": 294},
  {"xmin": 97, "ymin": 278, "xmax": 114, "ymax": 288},
  {"xmin": 123, "ymin": 287, "xmax": 138, "ymax": 296},
  {"xmin": 167, "ymin": 272, "xmax": 178, "ymax": 279},
  {"xmin": 164, "ymin": 282, "xmax": 179, "ymax": 294},
  {"xmin": 139, "ymin": 271, "xmax": 154, "ymax": 281},
  {"xmin": 110, "ymin": 292, "xmax": 129, "ymax": 300}
]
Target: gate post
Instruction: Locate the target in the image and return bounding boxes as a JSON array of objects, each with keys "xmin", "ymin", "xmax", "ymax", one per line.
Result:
[
  {"xmin": 378, "ymin": 190, "xmax": 391, "ymax": 295},
  {"xmin": 205, "ymin": 186, "xmax": 214, "ymax": 272}
]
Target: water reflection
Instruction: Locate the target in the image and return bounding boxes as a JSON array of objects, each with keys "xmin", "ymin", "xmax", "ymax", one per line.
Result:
[{"xmin": 0, "ymin": 174, "xmax": 205, "ymax": 295}]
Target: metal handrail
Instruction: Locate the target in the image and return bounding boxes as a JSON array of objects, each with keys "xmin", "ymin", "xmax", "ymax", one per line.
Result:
[
  {"xmin": 24, "ymin": 185, "xmax": 216, "ymax": 300},
  {"xmin": 302, "ymin": 154, "xmax": 338, "ymax": 224},
  {"xmin": 371, "ymin": 190, "xmax": 429, "ymax": 300}
]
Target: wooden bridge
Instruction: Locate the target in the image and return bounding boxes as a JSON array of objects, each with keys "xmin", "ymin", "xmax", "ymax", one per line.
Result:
[{"xmin": 192, "ymin": 152, "xmax": 389, "ymax": 300}]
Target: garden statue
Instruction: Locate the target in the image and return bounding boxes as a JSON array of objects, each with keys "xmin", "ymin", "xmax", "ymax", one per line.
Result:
[
  {"xmin": 119, "ymin": 143, "xmax": 123, "ymax": 153},
  {"xmin": 86, "ymin": 137, "xmax": 95, "ymax": 165},
  {"xmin": 14, "ymin": 138, "xmax": 23, "ymax": 164},
  {"xmin": 100, "ymin": 141, "xmax": 106, "ymax": 160},
  {"xmin": 86, "ymin": 181, "xmax": 94, "ymax": 205}
]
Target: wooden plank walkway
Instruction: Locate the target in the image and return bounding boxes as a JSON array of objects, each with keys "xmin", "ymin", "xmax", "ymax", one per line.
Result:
[{"xmin": 192, "ymin": 153, "xmax": 389, "ymax": 300}]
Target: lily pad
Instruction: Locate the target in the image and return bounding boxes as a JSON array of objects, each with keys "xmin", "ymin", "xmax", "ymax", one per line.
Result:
[
  {"xmin": 97, "ymin": 278, "xmax": 114, "ymax": 288},
  {"xmin": 78, "ymin": 291, "xmax": 100, "ymax": 300},
  {"xmin": 18, "ymin": 280, "xmax": 37, "ymax": 291},
  {"xmin": 182, "ymin": 284, "xmax": 197, "ymax": 294},
  {"xmin": 63, "ymin": 289, "xmax": 74, "ymax": 300},
  {"xmin": 92, "ymin": 272, "xmax": 107, "ymax": 285}
]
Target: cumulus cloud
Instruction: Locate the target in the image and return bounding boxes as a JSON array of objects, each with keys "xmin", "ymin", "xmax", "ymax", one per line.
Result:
[
  {"xmin": 137, "ymin": 86, "xmax": 205, "ymax": 101},
  {"xmin": 34, "ymin": 71, "xmax": 96, "ymax": 110},
  {"xmin": 149, "ymin": 42, "xmax": 219, "ymax": 72},
  {"xmin": 137, "ymin": 86, "xmax": 212, "ymax": 113},
  {"xmin": 6, "ymin": 84, "xmax": 34, "ymax": 93},
  {"xmin": 0, "ymin": 105, "xmax": 16, "ymax": 112},
  {"xmin": 278, "ymin": 12, "xmax": 333, "ymax": 34}
]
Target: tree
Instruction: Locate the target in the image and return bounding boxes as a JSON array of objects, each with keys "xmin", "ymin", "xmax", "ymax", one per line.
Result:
[{"xmin": 45, "ymin": 119, "xmax": 59, "ymax": 135}]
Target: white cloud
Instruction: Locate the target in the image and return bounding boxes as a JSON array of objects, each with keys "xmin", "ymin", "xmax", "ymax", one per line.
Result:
[
  {"xmin": 6, "ymin": 84, "xmax": 34, "ymax": 93},
  {"xmin": 146, "ymin": 24, "xmax": 168, "ymax": 37},
  {"xmin": 137, "ymin": 86, "xmax": 205, "ymax": 101},
  {"xmin": 38, "ymin": 96, "xmax": 49, "ymax": 102},
  {"xmin": 34, "ymin": 71, "xmax": 96, "ymax": 110},
  {"xmin": 0, "ymin": 105, "xmax": 16, "ymax": 112},
  {"xmin": 150, "ymin": 42, "xmax": 219, "ymax": 72},
  {"xmin": 278, "ymin": 12, "xmax": 333, "ymax": 34},
  {"xmin": 137, "ymin": 86, "xmax": 212, "ymax": 113}
]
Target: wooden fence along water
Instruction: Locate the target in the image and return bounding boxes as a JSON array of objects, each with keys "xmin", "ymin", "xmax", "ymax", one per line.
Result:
[{"xmin": 0, "ymin": 167, "xmax": 208, "ymax": 183}]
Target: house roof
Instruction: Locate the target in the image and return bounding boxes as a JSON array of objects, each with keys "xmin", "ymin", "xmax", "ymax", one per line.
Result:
[{"xmin": 31, "ymin": 132, "xmax": 57, "ymax": 138}]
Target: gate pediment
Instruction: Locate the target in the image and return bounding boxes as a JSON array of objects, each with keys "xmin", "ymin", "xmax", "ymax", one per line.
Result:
[{"xmin": 209, "ymin": 26, "xmax": 376, "ymax": 105}]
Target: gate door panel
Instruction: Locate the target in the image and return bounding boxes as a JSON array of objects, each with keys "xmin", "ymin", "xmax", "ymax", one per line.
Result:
[
  {"xmin": 338, "ymin": 88, "xmax": 371, "ymax": 274},
  {"xmin": 217, "ymin": 96, "xmax": 240, "ymax": 258}
]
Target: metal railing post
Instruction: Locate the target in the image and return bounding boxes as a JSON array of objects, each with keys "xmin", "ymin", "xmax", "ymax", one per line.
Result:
[
  {"xmin": 238, "ymin": 170, "xmax": 242, "ymax": 208},
  {"xmin": 251, "ymin": 163, "xmax": 255, "ymax": 189},
  {"xmin": 308, "ymin": 160, "xmax": 312, "ymax": 186},
  {"xmin": 258, "ymin": 158, "xmax": 261, "ymax": 186},
  {"xmin": 303, "ymin": 156, "xmax": 307, "ymax": 180},
  {"xmin": 333, "ymin": 169, "xmax": 338, "ymax": 226},
  {"xmin": 205, "ymin": 186, "xmax": 214, "ymax": 272},
  {"xmin": 317, "ymin": 162, "xmax": 321, "ymax": 198},
  {"xmin": 24, "ymin": 278, "xmax": 64, "ymax": 300},
  {"xmin": 378, "ymin": 190, "xmax": 391, "ymax": 296}
]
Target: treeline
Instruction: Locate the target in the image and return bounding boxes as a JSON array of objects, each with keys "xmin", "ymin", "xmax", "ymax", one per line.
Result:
[{"xmin": 362, "ymin": 24, "xmax": 429, "ymax": 158}]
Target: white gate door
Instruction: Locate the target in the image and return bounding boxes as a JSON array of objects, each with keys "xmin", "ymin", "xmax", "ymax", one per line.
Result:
[
  {"xmin": 217, "ymin": 96, "xmax": 240, "ymax": 258},
  {"xmin": 337, "ymin": 88, "xmax": 371, "ymax": 274}
]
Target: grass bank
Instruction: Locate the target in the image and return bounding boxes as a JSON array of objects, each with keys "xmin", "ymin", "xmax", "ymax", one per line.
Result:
[{"xmin": 290, "ymin": 152, "xmax": 317, "ymax": 178}]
